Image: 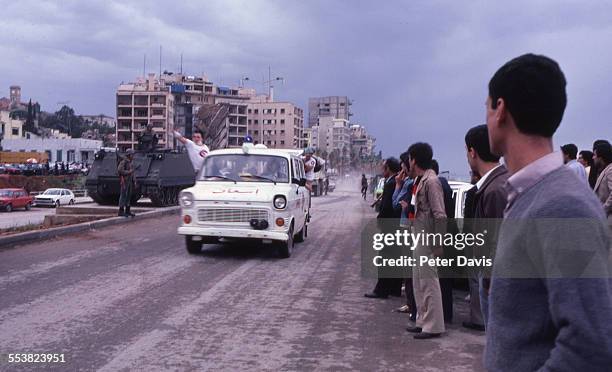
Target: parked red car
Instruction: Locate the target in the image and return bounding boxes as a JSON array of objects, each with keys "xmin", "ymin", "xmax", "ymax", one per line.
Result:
[{"xmin": 0, "ymin": 188, "xmax": 34, "ymax": 212}]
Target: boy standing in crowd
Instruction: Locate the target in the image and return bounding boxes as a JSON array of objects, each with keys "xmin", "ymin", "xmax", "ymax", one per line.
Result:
[{"xmin": 484, "ymin": 54, "xmax": 612, "ymax": 371}]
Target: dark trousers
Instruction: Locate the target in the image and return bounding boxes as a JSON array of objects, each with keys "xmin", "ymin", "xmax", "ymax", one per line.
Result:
[
  {"xmin": 405, "ymin": 277, "xmax": 417, "ymax": 322},
  {"xmin": 373, "ymin": 278, "xmax": 403, "ymax": 297},
  {"xmin": 119, "ymin": 182, "xmax": 132, "ymax": 208},
  {"xmin": 439, "ymin": 277, "xmax": 454, "ymax": 323}
]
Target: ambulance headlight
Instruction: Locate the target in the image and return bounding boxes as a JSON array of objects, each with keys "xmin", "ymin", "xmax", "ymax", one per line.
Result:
[
  {"xmin": 273, "ymin": 195, "xmax": 287, "ymax": 209},
  {"xmin": 180, "ymin": 192, "xmax": 194, "ymax": 207}
]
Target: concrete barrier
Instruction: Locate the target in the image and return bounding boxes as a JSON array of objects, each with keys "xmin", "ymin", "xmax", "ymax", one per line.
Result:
[{"xmin": 0, "ymin": 206, "xmax": 180, "ymax": 249}]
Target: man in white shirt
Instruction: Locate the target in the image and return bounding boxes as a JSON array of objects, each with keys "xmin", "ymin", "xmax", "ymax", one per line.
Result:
[
  {"xmin": 302, "ymin": 147, "xmax": 316, "ymax": 192},
  {"xmin": 561, "ymin": 143, "xmax": 587, "ymax": 183},
  {"xmin": 174, "ymin": 129, "xmax": 209, "ymax": 173}
]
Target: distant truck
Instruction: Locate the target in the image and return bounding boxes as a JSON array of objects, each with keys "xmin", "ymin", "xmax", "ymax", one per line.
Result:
[{"xmin": 0, "ymin": 151, "xmax": 49, "ymax": 164}]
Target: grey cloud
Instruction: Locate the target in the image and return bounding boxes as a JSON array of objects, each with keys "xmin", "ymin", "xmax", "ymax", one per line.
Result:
[{"xmin": 0, "ymin": 0, "xmax": 610, "ymax": 176}]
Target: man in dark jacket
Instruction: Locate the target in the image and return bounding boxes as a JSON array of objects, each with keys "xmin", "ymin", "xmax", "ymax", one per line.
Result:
[
  {"xmin": 365, "ymin": 157, "xmax": 403, "ymax": 299},
  {"xmin": 464, "ymin": 124, "xmax": 509, "ymax": 330}
]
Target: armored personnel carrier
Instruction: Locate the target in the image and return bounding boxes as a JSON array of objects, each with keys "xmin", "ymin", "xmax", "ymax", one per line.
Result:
[{"xmin": 85, "ymin": 149, "xmax": 196, "ymax": 207}]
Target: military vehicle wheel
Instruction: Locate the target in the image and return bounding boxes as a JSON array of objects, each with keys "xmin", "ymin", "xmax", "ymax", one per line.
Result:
[
  {"xmin": 295, "ymin": 224, "xmax": 306, "ymax": 243},
  {"xmin": 185, "ymin": 236, "xmax": 202, "ymax": 254},
  {"xmin": 278, "ymin": 225, "xmax": 294, "ymax": 258},
  {"xmin": 5, "ymin": 204, "xmax": 12, "ymax": 213}
]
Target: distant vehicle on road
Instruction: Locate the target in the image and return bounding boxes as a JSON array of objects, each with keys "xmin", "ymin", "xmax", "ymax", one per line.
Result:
[
  {"xmin": 178, "ymin": 144, "xmax": 310, "ymax": 258},
  {"xmin": 34, "ymin": 188, "xmax": 75, "ymax": 208},
  {"xmin": 327, "ymin": 180, "xmax": 336, "ymax": 192},
  {"xmin": 0, "ymin": 188, "xmax": 33, "ymax": 212},
  {"xmin": 374, "ymin": 177, "xmax": 385, "ymax": 199}
]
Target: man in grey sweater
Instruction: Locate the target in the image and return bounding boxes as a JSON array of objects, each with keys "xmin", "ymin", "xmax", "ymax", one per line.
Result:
[{"xmin": 484, "ymin": 54, "xmax": 612, "ymax": 371}]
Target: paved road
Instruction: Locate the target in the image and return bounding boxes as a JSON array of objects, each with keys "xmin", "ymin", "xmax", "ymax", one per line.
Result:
[{"xmin": 0, "ymin": 182, "xmax": 485, "ymax": 371}]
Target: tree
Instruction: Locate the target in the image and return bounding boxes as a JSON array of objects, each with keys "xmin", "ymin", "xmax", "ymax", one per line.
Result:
[{"xmin": 24, "ymin": 99, "xmax": 37, "ymax": 134}]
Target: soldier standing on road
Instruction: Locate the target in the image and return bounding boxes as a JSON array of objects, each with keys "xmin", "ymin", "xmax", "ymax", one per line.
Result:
[{"xmin": 118, "ymin": 149, "xmax": 136, "ymax": 217}]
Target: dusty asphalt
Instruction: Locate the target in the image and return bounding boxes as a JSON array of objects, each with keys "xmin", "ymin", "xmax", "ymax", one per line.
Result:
[{"xmin": 0, "ymin": 181, "xmax": 485, "ymax": 371}]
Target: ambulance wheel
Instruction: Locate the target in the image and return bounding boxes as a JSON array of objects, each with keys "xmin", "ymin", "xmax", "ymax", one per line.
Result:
[
  {"xmin": 295, "ymin": 224, "xmax": 306, "ymax": 243},
  {"xmin": 278, "ymin": 225, "xmax": 294, "ymax": 258},
  {"xmin": 185, "ymin": 236, "xmax": 202, "ymax": 254}
]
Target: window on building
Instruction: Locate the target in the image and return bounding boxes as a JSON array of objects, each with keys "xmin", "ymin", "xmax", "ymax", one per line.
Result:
[
  {"xmin": 248, "ymin": 109, "xmax": 252, "ymax": 114},
  {"xmin": 280, "ymin": 108, "xmax": 285, "ymax": 114},
  {"xmin": 254, "ymin": 120, "xmax": 259, "ymax": 124},
  {"xmin": 280, "ymin": 130, "xmax": 285, "ymax": 134},
  {"xmin": 12, "ymin": 128, "xmax": 19, "ymax": 136},
  {"xmin": 280, "ymin": 140, "xmax": 285, "ymax": 145},
  {"xmin": 280, "ymin": 119, "xmax": 285, "ymax": 124},
  {"xmin": 254, "ymin": 109, "xmax": 259, "ymax": 114},
  {"xmin": 56, "ymin": 150, "xmax": 63, "ymax": 162}
]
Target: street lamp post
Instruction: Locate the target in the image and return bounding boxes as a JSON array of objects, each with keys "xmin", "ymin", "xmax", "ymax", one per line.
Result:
[
  {"xmin": 242, "ymin": 67, "xmax": 284, "ymax": 102},
  {"xmin": 242, "ymin": 67, "xmax": 284, "ymax": 145}
]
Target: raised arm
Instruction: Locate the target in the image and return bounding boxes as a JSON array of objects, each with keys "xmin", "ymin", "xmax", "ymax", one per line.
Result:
[{"xmin": 173, "ymin": 130, "xmax": 188, "ymax": 145}]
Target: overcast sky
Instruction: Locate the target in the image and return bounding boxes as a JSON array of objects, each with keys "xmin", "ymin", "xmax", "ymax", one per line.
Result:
[{"xmin": 1, "ymin": 0, "xmax": 610, "ymax": 176}]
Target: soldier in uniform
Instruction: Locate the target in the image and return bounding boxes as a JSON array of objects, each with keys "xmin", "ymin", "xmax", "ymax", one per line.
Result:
[
  {"xmin": 117, "ymin": 149, "xmax": 136, "ymax": 217},
  {"xmin": 138, "ymin": 123, "xmax": 159, "ymax": 152}
]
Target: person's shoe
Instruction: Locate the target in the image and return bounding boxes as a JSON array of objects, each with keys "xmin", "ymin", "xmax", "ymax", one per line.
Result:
[
  {"xmin": 413, "ymin": 332, "xmax": 441, "ymax": 339},
  {"xmin": 364, "ymin": 292, "xmax": 388, "ymax": 299},
  {"xmin": 405, "ymin": 326, "xmax": 422, "ymax": 333},
  {"xmin": 462, "ymin": 321, "xmax": 485, "ymax": 331},
  {"xmin": 125, "ymin": 207, "xmax": 136, "ymax": 218},
  {"xmin": 118, "ymin": 207, "xmax": 125, "ymax": 217},
  {"xmin": 395, "ymin": 305, "xmax": 411, "ymax": 313}
]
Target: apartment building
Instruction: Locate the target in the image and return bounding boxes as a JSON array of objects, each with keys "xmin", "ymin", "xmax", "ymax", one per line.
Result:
[
  {"xmin": 308, "ymin": 96, "xmax": 351, "ymax": 127},
  {"xmin": 350, "ymin": 124, "xmax": 375, "ymax": 158},
  {"xmin": 314, "ymin": 116, "xmax": 351, "ymax": 156},
  {"xmin": 247, "ymin": 99, "xmax": 304, "ymax": 149},
  {"xmin": 116, "ymin": 74, "xmax": 175, "ymax": 151}
]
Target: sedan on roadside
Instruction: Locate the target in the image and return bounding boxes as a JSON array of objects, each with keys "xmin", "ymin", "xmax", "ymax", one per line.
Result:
[
  {"xmin": 0, "ymin": 188, "xmax": 34, "ymax": 212},
  {"xmin": 33, "ymin": 188, "xmax": 75, "ymax": 208}
]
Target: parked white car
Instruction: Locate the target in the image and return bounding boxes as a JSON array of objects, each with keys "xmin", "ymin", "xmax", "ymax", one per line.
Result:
[
  {"xmin": 33, "ymin": 188, "xmax": 75, "ymax": 207},
  {"xmin": 177, "ymin": 144, "xmax": 310, "ymax": 258}
]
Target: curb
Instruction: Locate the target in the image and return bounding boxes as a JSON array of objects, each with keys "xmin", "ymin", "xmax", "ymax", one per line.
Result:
[{"xmin": 0, "ymin": 206, "xmax": 180, "ymax": 249}]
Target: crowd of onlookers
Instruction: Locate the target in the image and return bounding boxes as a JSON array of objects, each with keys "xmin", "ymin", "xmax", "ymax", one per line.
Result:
[{"xmin": 364, "ymin": 54, "xmax": 612, "ymax": 370}]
